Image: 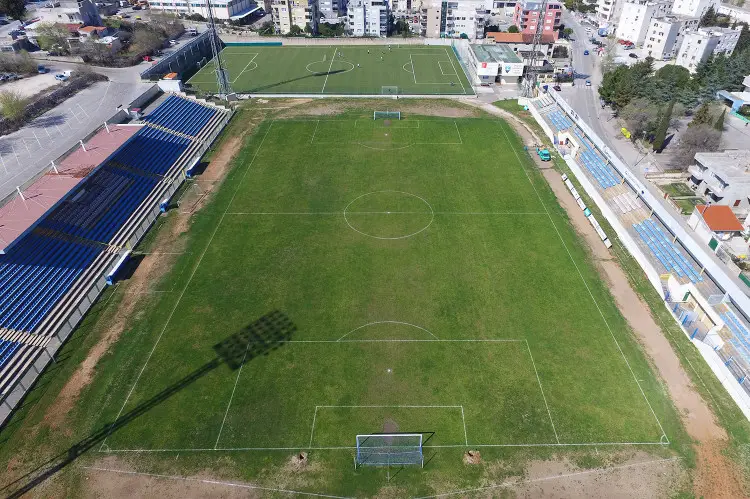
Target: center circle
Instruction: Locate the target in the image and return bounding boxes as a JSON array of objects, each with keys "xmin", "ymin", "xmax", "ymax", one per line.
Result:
[
  {"xmin": 305, "ymin": 59, "xmax": 355, "ymax": 76},
  {"xmin": 343, "ymin": 191, "xmax": 434, "ymax": 240}
]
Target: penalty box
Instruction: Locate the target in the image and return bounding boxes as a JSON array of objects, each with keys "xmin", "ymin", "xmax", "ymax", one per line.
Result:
[{"xmin": 213, "ymin": 339, "xmax": 558, "ymax": 449}]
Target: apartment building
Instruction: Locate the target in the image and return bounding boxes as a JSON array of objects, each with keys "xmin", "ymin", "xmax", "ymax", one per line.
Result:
[
  {"xmin": 643, "ymin": 15, "xmax": 698, "ymax": 60},
  {"xmin": 688, "ymin": 150, "xmax": 750, "ymax": 216},
  {"xmin": 671, "ymin": 0, "xmax": 717, "ymax": 18},
  {"xmin": 512, "ymin": 0, "xmax": 562, "ymax": 34},
  {"xmin": 347, "ymin": 0, "xmax": 389, "ymax": 36},
  {"xmin": 149, "ymin": 0, "xmax": 260, "ymax": 20},
  {"xmin": 615, "ymin": 0, "xmax": 670, "ymax": 45},
  {"xmin": 319, "ymin": 0, "xmax": 347, "ymax": 21},
  {"xmin": 676, "ymin": 26, "xmax": 741, "ymax": 71},
  {"xmin": 421, "ymin": 0, "xmax": 491, "ymax": 40},
  {"xmin": 597, "ymin": 0, "xmax": 623, "ymax": 25},
  {"xmin": 272, "ymin": 0, "xmax": 318, "ymax": 33}
]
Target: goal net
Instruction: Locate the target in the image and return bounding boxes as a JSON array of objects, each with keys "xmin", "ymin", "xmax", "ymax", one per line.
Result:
[
  {"xmin": 381, "ymin": 86, "xmax": 399, "ymax": 95},
  {"xmin": 373, "ymin": 111, "xmax": 401, "ymax": 120},
  {"xmin": 355, "ymin": 434, "xmax": 423, "ymax": 468}
]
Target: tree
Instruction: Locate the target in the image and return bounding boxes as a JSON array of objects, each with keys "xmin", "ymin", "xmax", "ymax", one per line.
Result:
[
  {"xmin": 652, "ymin": 100, "xmax": 674, "ymax": 152},
  {"xmin": 714, "ymin": 108, "xmax": 726, "ymax": 131},
  {"xmin": 700, "ymin": 5, "xmax": 718, "ymax": 27},
  {"xmin": 674, "ymin": 124, "xmax": 721, "ymax": 167},
  {"xmin": 131, "ymin": 26, "xmax": 164, "ymax": 56},
  {"xmin": 0, "ymin": 0, "xmax": 24, "ymax": 20},
  {"xmin": 0, "ymin": 90, "xmax": 27, "ymax": 120},
  {"xmin": 35, "ymin": 23, "xmax": 71, "ymax": 53},
  {"xmin": 689, "ymin": 101, "xmax": 714, "ymax": 127},
  {"xmin": 601, "ymin": 35, "xmax": 620, "ymax": 73},
  {"xmin": 552, "ymin": 45, "xmax": 569, "ymax": 58},
  {"xmin": 735, "ymin": 22, "xmax": 750, "ymax": 52},
  {"xmin": 563, "ymin": 27, "xmax": 574, "ymax": 38},
  {"xmin": 620, "ymin": 98, "xmax": 661, "ymax": 140},
  {"xmin": 507, "ymin": 25, "xmax": 520, "ymax": 33}
]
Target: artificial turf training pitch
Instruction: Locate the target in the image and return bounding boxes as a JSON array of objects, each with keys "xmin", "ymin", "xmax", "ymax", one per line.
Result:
[
  {"xmin": 188, "ymin": 45, "xmax": 475, "ymax": 95},
  {"xmin": 98, "ymin": 115, "xmax": 680, "ymax": 459}
]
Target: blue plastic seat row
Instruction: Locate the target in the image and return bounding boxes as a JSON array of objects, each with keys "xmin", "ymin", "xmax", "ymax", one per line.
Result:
[
  {"xmin": 108, "ymin": 126, "xmax": 190, "ymax": 176},
  {"xmin": 0, "ymin": 340, "xmax": 20, "ymax": 370},
  {"xmin": 0, "ymin": 233, "xmax": 102, "ymax": 332},
  {"xmin": 632, "ymin": 219, "xmax": 703, "ymax": 283},
  {"xmin": 573, "ymin": 129, "xmax": 620, "ymax": 189},
  {"xmin": 546, "ymin": 110, "xmax": 573, "ymax": 131},
  {"xmin": 143, "ymin": 95, "xmax": 218, "ymax": 137}
]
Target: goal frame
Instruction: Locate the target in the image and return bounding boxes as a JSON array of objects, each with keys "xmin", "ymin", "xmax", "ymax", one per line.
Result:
[
  {"xmin": 355, "ymin": 433, "xmax": 424, "ymax": 468},
  {"xmin": 373, "ymin": 111, "xmax": 401, "ymax": 120}
]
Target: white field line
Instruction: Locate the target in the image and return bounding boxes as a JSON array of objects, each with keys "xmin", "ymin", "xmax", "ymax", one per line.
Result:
[
  {"xmin": 320, "ymin": 47, "xmax": 338, "ymax": 94},
  {"xmin": 82, "ymin": 467, "xmax": 352, "ymax": 499},
  {"xmin": 99, "ymin": 122, "xmax": 276, "ymax": 451},
  {"xmin": 316, "ymin": 405, "xmax": 462, "ymax": 408},
  {"xmin": 414, "ymin": 457, "xmax": 681, "ymax": 499},
  {"xmin": 337, "ymin": 321, "xmax": 438, "ymax": 341},
  {"xmin": 410, "ymin": 53, "xmax": 417, "ymax": 84},
  {"xmin": 498, "ymin": 122, "xmax": 669, "ymax": 443},
  {"xmin": 445, "ymin": 47, "xmax": 467, "ymax": 95},
  {"xmin": 231, "ymin": 53, "xmax": 258, "ymax": 84},
  {"xmin": 310, "ymin": 119, "xmax": 319, "ymax": 144},
  {"xmin": 525, "ymin": 339, "xmax": 560, "ymax": 443},
  {"xmin": 214, "ymin": 338, "xmax": 253, "ymax": 449},
  {"xmin": 217, "ymin": 339, "xmax": 523, "ymax": 343},
  {"xmin": 454, "ymin": 121, "xmax": 463, "ymax": 144},
  {"xmin": 100, "ymin": 441, "xmax": 669, "ymax": 453},
  {"xmin": 438, "ymin": 61, "xmax": 456, "ymax": 76},
  {"xmin": 461, "ymin": 405, "xmax": 468, "ymax": 446},
  {"xmin": 309, "ymin": 406, "xmax": 319, "ymax": 447}
]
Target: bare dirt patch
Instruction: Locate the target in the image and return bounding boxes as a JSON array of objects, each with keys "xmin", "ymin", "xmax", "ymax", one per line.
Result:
[
  {"xmin": 287, "ymin": 452, "xmax": 308, "ymax": 470},
  {"xmin": 273, "ymin": 98, "xmax": 479, "ymax": 119},
  {"xmin": 464, "ymin": 450, "xmax": 481, "ymax": 465}
]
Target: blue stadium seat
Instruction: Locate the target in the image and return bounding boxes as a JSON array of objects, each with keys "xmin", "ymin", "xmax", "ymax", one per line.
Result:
[
  {"xmin": 0, "ymin": 340, "xmax": 20, "ymax": 370},
  {"xmin": 143, "ymin": 95, "xmax": 218, "ymax": 137},
  {"xmin": 632, "ymin": 219, "xmax": 703, "ymax": 283}
]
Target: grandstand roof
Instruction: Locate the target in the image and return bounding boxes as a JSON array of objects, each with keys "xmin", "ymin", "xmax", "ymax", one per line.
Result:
[
  {"xmin": 0, "ymin": 124, "xmax": 142, "ymax": 253},
  {"xmin": 696, "ymin": 205, "xmax": 744, "ymax": 233}
]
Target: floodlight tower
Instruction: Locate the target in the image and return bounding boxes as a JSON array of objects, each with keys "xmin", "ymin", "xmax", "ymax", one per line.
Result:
[
  {"xmin": 205, "ymin": 0, "xmax": 232, "ymax": 97},
  {"xmin": 522, "ymin": 0, "xmax": 548, "ymax": 98}
]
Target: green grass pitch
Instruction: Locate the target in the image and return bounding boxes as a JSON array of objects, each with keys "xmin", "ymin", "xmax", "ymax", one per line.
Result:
[
  {"xmin": 188, "ymin": 45, "xmax": 474, "ymax": 95},
  {"xmin": 97, "ymin": 115, "xmax": 683, "ymax": 470}
]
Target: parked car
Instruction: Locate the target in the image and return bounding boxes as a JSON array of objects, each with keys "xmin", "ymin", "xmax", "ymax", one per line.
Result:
[
  {"xmin": 169, "ymin": 39, "xmax": 178, "ymax": 46},
  {"xmin": 583, "ymin": 50, "xmax": 589, "ymax": 55},
  {"xmin": 37, "ymin": 64, "xmax": 49, "ymax": 74},
  {"xmin": 55, "ymin": 73, "xmax": 69, "ymax": 82},
  {"xmin": 537, "ymin": 148, "xmax": 551, "ymax": 161},
  {"xmin": 629, "ymin": 53, "xmax": 638, "ymax": 59},
  {"xmin": 553, "ymin": 85, "xmax": 562, "ymax": 91},
  {"xmin": 585, "ymin": 80, "xmax": 592, "ymax": 86}
]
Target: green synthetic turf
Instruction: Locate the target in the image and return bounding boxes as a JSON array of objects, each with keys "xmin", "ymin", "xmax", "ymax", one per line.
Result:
[
  {"xmin": 188, "ymin": 45, "xmax": 474, "ymax": 95},
  {"xmin": 98, "ymin": 117, "xmax": 680, "ymax": 462}
]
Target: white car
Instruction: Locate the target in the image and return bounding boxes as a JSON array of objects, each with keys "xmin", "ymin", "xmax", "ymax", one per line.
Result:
[
  {"xmin": 54, "ymin": 73, "xmax": 69, "ymax": 82},
  {"xmin": 169, "ymin": 40, "xmax": 178, "ymax": 46}
]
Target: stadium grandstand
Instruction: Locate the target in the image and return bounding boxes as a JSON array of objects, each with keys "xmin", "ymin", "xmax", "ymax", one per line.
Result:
[
  {"xmin": 0, "ymin": 94, "xmax": 232, "ymax": 425},
  {"xmin": 530, "ymin": 92, "xmax": 750, "ymax": 413}
]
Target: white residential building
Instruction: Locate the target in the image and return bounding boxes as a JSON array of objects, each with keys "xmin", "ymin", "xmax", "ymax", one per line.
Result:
[
  {"xmin": 597, "ymin": 0, "xmax": 624, "ymax": 25},
  {"xmin": 420, "ymin": 0, "xmax": 491, "ymax": 40},
  {"xmin": 676, "ymin": 26, "xmax": 741, "ymax": 71},
  {"xmin": 718, "ymin": 4, "xmax": 750, "ymax": 25},
  {"xmin": 319, "ymin": 0, "xmax": 347, "ymax": 22},
  {"xmin": 347, "ymin": 0, "xmax": 389, "ymax": 36},
  {"xmin": 615, "ymin": 0, "xmax": 670, "ymax": 46},
  {"xmin": 688, "ymin": 150, "xmax": 750, "ymax": 215},
  {"xmin": 272, "ymin": 0, "xmax": 318, "ymax": 33},
  {"xmin": 643, "ymin": 15, "xmax": 698, "ymax": 60},
  {"xmin": 149, "ymin": 0, "xmax": 260, "ymax": 19},
  {"xmin": 671, "ymin": 0, "xmax": 717, "ymax": 18}
]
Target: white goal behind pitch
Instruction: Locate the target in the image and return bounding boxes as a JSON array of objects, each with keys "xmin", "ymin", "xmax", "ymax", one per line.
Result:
[
  {"xmin": 355, "ymin": 433, "xmax": 423, "ymax": 468},
  {"xmin": 373, "ymin": 111, "xmax": 401, "ymax": 120}
]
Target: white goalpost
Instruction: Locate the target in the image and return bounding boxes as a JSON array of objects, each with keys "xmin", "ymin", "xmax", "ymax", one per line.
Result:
[
  {"xmin": 373, "ymin": 111, "xmax": 401, "ymax": 120},
  {"xmin": 355, "ymin": 433, "xmax": 423, "ymax": 468}
]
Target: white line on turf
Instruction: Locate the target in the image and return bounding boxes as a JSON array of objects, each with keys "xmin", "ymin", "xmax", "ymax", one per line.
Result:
[
  {"xmin": 410, "ymin": 53, "xmax": 417, "ymax": 84},
  {"xmin": 99, "ymin": 441, "xmax": 670, "ymax": 453},
  {"xmin": 317, "ymin": 405, "xmax": 462, "ymax": 408},
  {"xmin": 438, "ymin": 61, "xmax": 457, "ymax": 76},
  {"xmin": 231, "ymin": 53, "xmax": 258, "ymax": 84},
  {"xmin": 82, "ymin": 467, "xmax": 352, "ymax": 499},
  {"xmin": 320, "ymin": 47, "xmax": 338, "ymax": 94},
  {"xmin": 525, "ymin": 339, "xmax": 560, "ymax": 444},
  {"xmin": 309, "ymin": 406, "xmax": 319, "ymax": 447},
  {"xmin": 310, "ymin": 119, "xmax": 319, "ymax": 144},
  {"xmin": 461, "ymin": 405, "xmax": 468, "ymax": 446},
  {"xmin": 225, "ymin": 212, "xmax": 548, "ymax": 215},
  {"xmin": 444, "ymin": 47, "xmax": 467, "ymax": 95},
  {"xmin": 414, "ymin": 457, "xmax": 681, "ymax": 499},
  {"xmin": 337, "ymin": 321, "xmax": 438, "ymax": 341},
  {"xmin": 454, "ymin": 121, "xmax": 463, "ymax": 144},
  {"xmin": 498, "ymin": 122, "xmax": 669, "ymax": 444},
  {"xmin": 214, "ymin": 339, "xmax": 253, "ymax": 449},
  {"xmin": 99, "ymin": 122, "xmax": 276, "ymax": 451}
]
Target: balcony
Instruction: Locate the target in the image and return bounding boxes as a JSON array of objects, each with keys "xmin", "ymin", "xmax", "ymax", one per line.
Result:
[{"xmin": 687, "ymin": 164, "xmax": 705, "ymax": 181}]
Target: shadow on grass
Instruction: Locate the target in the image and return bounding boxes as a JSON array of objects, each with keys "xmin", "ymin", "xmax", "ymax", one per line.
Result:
[
  {"xmin": 1, "ymin": 310, "xmax": 296, "ymax": 498},
  {"xmin": 247, "ymin": 69, "xmax": 350, "ymax": 93}
]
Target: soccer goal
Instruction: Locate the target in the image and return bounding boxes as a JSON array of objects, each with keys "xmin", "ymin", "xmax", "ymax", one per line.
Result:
[
  {"xmin": 381, "ymin": 85, "xmax": 399, "ymax": 95},
  {"xmin": 355, "ymin": 434, "xmax": 423, "ymax": 468},
  {"xmin": 373, "ymin": 111, "xmax": 401, "ymax": 120}
]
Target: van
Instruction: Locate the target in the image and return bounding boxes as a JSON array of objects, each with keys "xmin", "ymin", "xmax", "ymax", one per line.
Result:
[{"xmin": 187, "ymin": 27, "xmax": 198, "ymax": 36}]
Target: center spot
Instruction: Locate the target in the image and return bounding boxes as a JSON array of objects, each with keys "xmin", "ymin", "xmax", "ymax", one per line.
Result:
[{"xmin": 343, "ymin": 191, "xmax": 434, "ymax": 240}]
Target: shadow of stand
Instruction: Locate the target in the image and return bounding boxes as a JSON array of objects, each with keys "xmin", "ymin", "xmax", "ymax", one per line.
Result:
[{"xmin": 1, "ymin": 311, "xmax": 296, "ymax": 498}]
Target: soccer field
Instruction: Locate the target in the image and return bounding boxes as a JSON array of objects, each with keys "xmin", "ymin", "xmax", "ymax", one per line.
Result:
[
  {"xmin": 188, "ymin": 45, "xmax": 475, "ymax": 95},
  {"xmin": 97, "ymin": 115, "xmax": 681, "ymax": 469}
]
